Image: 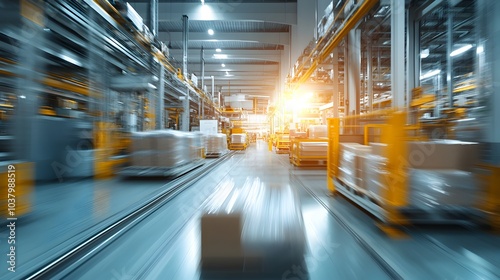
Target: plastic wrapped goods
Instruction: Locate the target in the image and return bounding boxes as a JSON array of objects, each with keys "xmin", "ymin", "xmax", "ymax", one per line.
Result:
[
  {"xmin": 409, "ymin": 169, "xmax": 481, "ymax": 209},
  {"xmin": 155, "ymin": 130, "xmax": 190, "ymax": 167},
  {"xmin": 205, "ymin": 133, "xmax": 228, "ymax": 155},
  {"xmin": 130, "ymin": 130, "xmax": 194, "ymax": 168},
  {"xmin": 308, "ymin": 125, "xmax": 327, "ymax": 138},
  {"xmin": 130, "ymin": 131, "xmax": 153, "ymax": 167},
  {"xmin": 338, "ymin": 143, "xmax": 372, "ymax": 189},
  {"xmin": 364, "ymin": 153, "xmax": 482, "ymax": 208},
  {"xmin": 231, "ymin": 133, "xmax": 246, "ymax": 144},
  {"xmin": 187, "ymin": 132, "xmax": 204, "ymax": 160},
  {"xmin": 299, "ymin": 142, "xmax": 327, "ymax": 157},
  {"xmin": 364, "ymin": 154, "xmax": 389, "ymax": 202}
]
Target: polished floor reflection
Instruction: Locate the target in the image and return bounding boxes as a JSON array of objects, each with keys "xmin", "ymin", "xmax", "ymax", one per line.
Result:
[{"xmin": 1, "ymin": 140, "xmax": 499, "ymax": 280}]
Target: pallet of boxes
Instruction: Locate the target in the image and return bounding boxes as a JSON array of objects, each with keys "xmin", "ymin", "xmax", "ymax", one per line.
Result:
[
  {"xmin": 336, "ymin": 139, "xmax": 484, "ymax": 225},
  {"xmin": 120, "ymin": 130, "xmax": 204, "ymax": 177}
]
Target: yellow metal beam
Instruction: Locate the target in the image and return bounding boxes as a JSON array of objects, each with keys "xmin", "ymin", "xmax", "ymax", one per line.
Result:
[{"xmin": 295, "ymin": 0, "xmax": 379, "ymax": 88}]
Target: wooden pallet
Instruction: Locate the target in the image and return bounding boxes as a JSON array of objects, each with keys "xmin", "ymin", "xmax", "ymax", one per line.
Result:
[
  {"xmin": 118, "ymin": 160, "xmax": 204, "ymax": 178},
  {"xmin": 333, "ymin": 177, "xmax": 486, "ymax": 226}
]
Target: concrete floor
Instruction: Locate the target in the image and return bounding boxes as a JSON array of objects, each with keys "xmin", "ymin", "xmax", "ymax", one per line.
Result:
[{"xmin": 2, "ymin": 140, "xmax": 499, "ymax": 280}]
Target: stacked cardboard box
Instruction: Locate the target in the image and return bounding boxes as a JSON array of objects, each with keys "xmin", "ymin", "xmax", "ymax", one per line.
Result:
[
  {"xmin": 363, "ymin": 140, "xmax": 481, "ymax": 207},
  {"xmin": 131, "ymin": 130, "xmax": 199, "ymax": 168},
  {"xmin": 339, "ymin": 143, "xmax": 372, "ymax": 189},
  {"xmin": 299, "ymin": 142, "xmax": 328, "ymax": 157},
  {"xmin": 205, "ymin": 133, "xmax": 228, "ymax": 155},
  {"xmin": 231, "ymin": 133, "xmax": 246, "ymax": 144},
  {"xmin": 309, "ymin": 125, "xmax": 328, "ymax": 138},
  {"xmin": 201, "ymin": 178, "xmax": 305, "ymax": 270}
]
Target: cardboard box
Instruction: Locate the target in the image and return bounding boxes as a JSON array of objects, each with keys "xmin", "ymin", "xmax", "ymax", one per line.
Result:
[
  {"xmin": 369, "ymin": 140, "xmax": 478, "ymax": 170},
  {"xmin": 201, "ymin": 213, "xmax": 244, "ymax": 269},
  {"xmin": 408, "ymin": 140, "xmax": 478, "ymax": 170},
  {"xmin": 339, "ymin": 143, "xmax": 372, "ymax": 189},
  {"xmin": 369, "ymin": 142, "xmax": 388, "ymax": 157}
]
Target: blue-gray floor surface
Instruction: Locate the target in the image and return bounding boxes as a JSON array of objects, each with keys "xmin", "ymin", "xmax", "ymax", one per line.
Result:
[{"xmin": 1, "ymin": 140, "xmax": 499, "ymax": 279}]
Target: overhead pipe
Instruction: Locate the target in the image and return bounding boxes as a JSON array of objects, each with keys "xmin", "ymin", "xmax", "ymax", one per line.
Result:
[{"xmin": 150, "ymin": 0, "xmax": 158, "ymax": 37}]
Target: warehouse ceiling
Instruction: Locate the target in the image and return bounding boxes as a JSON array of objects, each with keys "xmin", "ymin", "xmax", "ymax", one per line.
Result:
[{"xmin": 128, "ymin": 0, "xmax": 297, "ymax": 111}]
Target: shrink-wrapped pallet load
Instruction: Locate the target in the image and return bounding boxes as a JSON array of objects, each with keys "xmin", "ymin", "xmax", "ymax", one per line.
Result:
[
  {"xmin": 338, "ymin": 143, "xmax": 372, "ymax": 189},
  {"xmin": 205, "ymin": 133, "xmax": 228, "ymax": 155},
  {"xmin": 308, "ymin": 125, "xmax": 328, "ymax": 138},
  {"xmin": 187, "ymin": 132, "xmax": 204, "ymax": 160},
  {"xmin": 298, "ymin": 142, "xmax": 328, "ymax": 157},
  {"xmin": 231, "ymin": 133, "xmax": 246, "ymax": 144},
  {"xmin": 155, "ymin": 130, "xmax": 189, "ymax": 167},
  {"xmin": 130, "ymin": 131, "xmax": 153, "ymax": 166},
  {"xmin": 363, "ymin": 140, "xmax": 481, "ymax": 207}
]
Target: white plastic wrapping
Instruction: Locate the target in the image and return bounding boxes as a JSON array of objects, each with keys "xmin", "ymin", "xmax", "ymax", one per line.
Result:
[
  {"xmin": 338, "ymin": 143, "xmax": 372, "ymax": 188},
  {"xmin": 231, "ymin": 133, "xmax": 246, "ymax": 144},
  {"xmin": 298, "ymin": 142, "xmax": 327, "ymax": 157},
  {"xmin": 308, "ymin": 125, "xmax": 327, "ymax": 138},
  {"xmin": 363, "ymin": 154, "xmax": 482, "ymax": 209},
  {"xmin": 204, "ymin": 133, "xmax": 228, "ymax": 155},
  {"xmin": 364, "ymin": 154, "xmax": 389, "ymax": 201},
  {"xmin": 409, "ymin": 169, "xmax": 481, "ymax": 209},
  {"xmin": 130, "ymin": 130, "xmax": 195, "ymax": 167}
]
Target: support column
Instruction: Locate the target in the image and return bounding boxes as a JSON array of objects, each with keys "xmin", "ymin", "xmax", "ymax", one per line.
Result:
[
  {"xmin": 446, "ymin": 7, "xmax": 453, "ymax": 108},
  {"xmin": 367, "ymin": 37, "xmax": 373, "ymax": 112},
  {"xmin": 211, "ymin": 76, "xmax": 215, "ymax": 101},
  {"xmin": 181, "ymin": 89, "xmax": 190, "ymax": 131},
  {"xmin": 182, "ymin": 15, "xmax": 189, "ymax": 80},
  {"xmin": 155, "ymin": 65, "xmax": 164, "ymax": 129},
  {"xmin": 477, "ymin": 0, "xmax": 500, "ymax": 164},
  {"xmin": 391, "ymin": 0, "xmax": 406, "ymax": 109},
  {"xmin": 14, "ymin": 12, "xmax": 44, "ymax": 162},
  {"xmin": 407, "ymin": 6, "xmax": 420, "ymax": 109},
  {"xmin": 347, "ymin": 29, "xmax": 361, "ymax": 115},
  {"xmin": 332, "ymin": 48, "xmax": 339, "ymax": 118},
  {"xmin": 200, "ymin": 46, "xmax": 205, "ymax": 90},
  {"xmin": 149, "ymin": 0, "xmax": 158, "ymax": 37}
]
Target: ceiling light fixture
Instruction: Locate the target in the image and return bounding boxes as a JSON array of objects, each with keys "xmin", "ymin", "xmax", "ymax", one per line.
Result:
[
  {"xmin": 208, "ymin": 29, "xmax": 214, "ymax": 35},
  {"xmin": 420, "ymin": 69, "xmax": 441, "ymax": 80},
  {"xmin": 221, "ymin": 63, "xmax": 225, "ymax": 67},
  {"xmin": 216, "ymin": 48, "xmax": 222, "ymax": 52},
  {"xmin": 420, "ymin": 48, "xmax": 429, "ymax": 59},
  {"xmin": 450, "ymin": 44, "xmax": 472, "ymax": 57},
  {"xmin": 213, "ymin": 54, "xmax": 228, "ymax": 59}
]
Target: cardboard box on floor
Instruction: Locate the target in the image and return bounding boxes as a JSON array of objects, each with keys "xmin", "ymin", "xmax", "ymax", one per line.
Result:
[{"xmin": 201, "ymin": 213, "xmax": 245, "ymax": 269}]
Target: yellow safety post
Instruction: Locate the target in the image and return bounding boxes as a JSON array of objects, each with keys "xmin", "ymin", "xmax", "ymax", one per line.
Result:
[
  {"xmin": 478, "ymin": 164, "xmax": 500, "ymax": 232},
  {"xmin": 327, "ymin": 118, "xmax": 340, "ymax": 193},
  {"xmin": 379, "ymin": 111, "xmax": 409, "ymax": 237},
  {"xmin": 0, "ymin": 162, "xmax": 33, "ymax": 217}
]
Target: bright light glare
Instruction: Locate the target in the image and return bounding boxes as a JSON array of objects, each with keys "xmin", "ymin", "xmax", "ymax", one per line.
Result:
[
  {"xmin": 201, "ymin": 0, "xmax": 205, "ymax": 5},
  {"xmin": 19, "ymin": 95, "xmax": 26, "ymax": 99},
  {"xmin": 476, "ymin": 45, "xmax": 484, "ymax": 54},
  {"xmin": 213, "ymin": 54, "xmax": 228, "ymax": 59},
  {"xmin": 420, "ymin": 69, "xmax": 441, "ymax": 80},
  {"xmin": 450, "ymin": 44, "xmax": 472, "ymax": 57},
  {"xmin": 420, "ymin": 48, "xmax": 429, "ymax": 59},
  {"xmin": 208, "ymin": 29, "xmax": 214, "ymax": 35},
  {"xmin": 221, "ymin": 63, "xmax": 225, "ymax": 67},
  {"xmin": 216, "ymin": 48, "xmax": 222, "ymax": 52}
]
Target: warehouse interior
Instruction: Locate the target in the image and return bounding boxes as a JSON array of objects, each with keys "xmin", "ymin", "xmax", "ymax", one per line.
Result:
[{"xmin": 1, "ymin": 0, "xmax": 500, "ymax": 279}]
